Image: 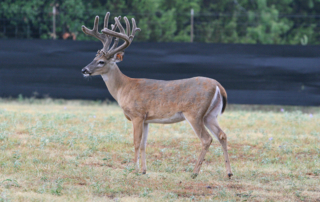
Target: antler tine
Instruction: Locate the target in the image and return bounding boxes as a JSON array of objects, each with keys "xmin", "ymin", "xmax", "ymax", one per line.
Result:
[
  {"xmin": 104, "ymin": 12, "xmax": 110, "ymax": 29},
  {"xmin": 82, "ymin": 16, "xmax": 105, "ymax": 44},
  {"xmin": 101, "ymin": 15, "xmax": 140, "ymax": 58},
  {"xmin": 82, "ymin": 13, "xmax": 132, "ymax": 56},
  {"xmin": 109, "ymin": 37, "xmax": 120, "ymax": 52},
  {"xmin": 111, "ymin": 16, "xmax": 121, "ymax": 31},
  {"xmin": 115, "ymin": 17, "xmax": 126, "ymax": 34},
  {"xmin": 103, "ymin": 16, "xmax": 122, "ymax": 52},
  {"xmin": 82, "ymin": 15, "xmax": 108, "ymax": 46},
  {"xmin": 107, "ymin": 16, "xmax": 121, "ymax": 50},
  {"xmin": 129, "ymin": 18, "xmax": 141, "ymax": 42},
  {"xmin": 101, "ymin": 18, "xmax": 129, "ymax": 56},
  {"xmin": 124, "ymin": 17, "xmax": 130, "ymax": 36}
]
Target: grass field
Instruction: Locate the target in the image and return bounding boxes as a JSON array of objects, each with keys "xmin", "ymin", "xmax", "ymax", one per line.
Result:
[{"xmin": 0, "ymin": 99, "xmax": 319, "ymax": 201}]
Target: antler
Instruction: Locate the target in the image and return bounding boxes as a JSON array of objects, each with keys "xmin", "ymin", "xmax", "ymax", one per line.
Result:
[
  {"xmin": 82, "ymin": 12, "xmax": 140, "ymax": 58},
  {"xmin": 81, "ymin": 12, "xmax": 121, "ymax": 54},
  {"xmin": 102, "ymin": 16, "xmax": 141, "ymax": 58}
]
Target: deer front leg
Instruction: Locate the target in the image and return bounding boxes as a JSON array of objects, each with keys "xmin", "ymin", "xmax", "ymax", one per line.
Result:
[
  {"xmin": 132, "ymin": 118, "xmax": 144, "ymax": 172},
  {"xmin": 184, "ymin": 113, "xmax": 213, "ymax": 179},
  {"xmin": 140, "ymin": 123, "xmax": 149, "ymax": 174}
]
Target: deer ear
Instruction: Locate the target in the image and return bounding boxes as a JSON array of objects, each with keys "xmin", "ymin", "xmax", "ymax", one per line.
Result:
[{"xmin": 114, "ymin": 52, "xmax": 124, "ymax": 63}]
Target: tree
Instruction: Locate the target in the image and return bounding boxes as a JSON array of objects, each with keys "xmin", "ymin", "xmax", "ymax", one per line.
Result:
[{"xmin": 0, "ymin": 0, "xmax": 319, "ymax": 44}]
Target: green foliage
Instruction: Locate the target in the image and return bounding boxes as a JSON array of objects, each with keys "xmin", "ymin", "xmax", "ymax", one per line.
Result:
[
  {"xmin": 245, "ymin": 4, "xmax": 292, "ymax": 44},
  {"xmin": 0, "ymin": 0, "xmax": 320, "ymax": 44},
  {"xmin": 196, "ymin": 0, "xmax": 320, "ymax": 44}
]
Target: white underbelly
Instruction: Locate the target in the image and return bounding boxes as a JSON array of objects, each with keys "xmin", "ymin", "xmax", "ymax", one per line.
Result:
[{"xmin": 145, "ymin": 112, "xmax": 185, "ymax": 124}]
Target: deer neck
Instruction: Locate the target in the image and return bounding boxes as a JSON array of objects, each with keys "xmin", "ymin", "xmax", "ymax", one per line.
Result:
[{"xmin": 101, "ymin": 64, "xmax": 128, "ymax": 101}]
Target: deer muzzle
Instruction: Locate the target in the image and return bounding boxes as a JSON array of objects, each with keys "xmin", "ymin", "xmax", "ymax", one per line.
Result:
[{"xmin": 81, "ymin": 67, "xmax": 92, "ymax": 76}]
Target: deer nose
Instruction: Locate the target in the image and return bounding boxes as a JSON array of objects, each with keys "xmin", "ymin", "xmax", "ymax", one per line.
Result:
[{"xmin": 81, "ymin": 68, "xmax": 91, "ymax": 75}]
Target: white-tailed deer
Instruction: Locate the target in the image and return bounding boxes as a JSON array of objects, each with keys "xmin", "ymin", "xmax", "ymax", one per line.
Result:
[{"xmin": 81, "ymin": 12, "xmax": 233, "ymax": 179}]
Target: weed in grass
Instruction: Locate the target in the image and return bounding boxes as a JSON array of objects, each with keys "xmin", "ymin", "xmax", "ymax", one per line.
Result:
[
  {"xmin": 213, "ymin": 147, "xmax": 223, "ymax": 157},
  {"xmin": 41, "ymin": 176, "xmax": 48, "ymax": 182},
  {"xmin": 13, "ymin": 160, "xmax": 21, "ymax": 170},
  {"xmin": 165, "ymin": 165, "xmax": 176, "ymax": 173},
  {"xmin": 1, "ymin": 179, "xmax": 19, "ymax": 189},
  {"xmin": 163, "ymin": 192, "xmax": 178, "ymax": 200},
  {"xmin": 313, "ymin": 169, "xmax": 320, "ymax": 176},
  {"xmin": 184, "ymin": 164, "xmax": 194, "ymax": 172},
  {"xmin": 122, "ymin": 165, "xmax": 135, "ymax": 179},
  {"xmin": 213, "ymin": 186, "xmax": 227, "ymax": 199},
  {"xmin": 91, "ymin": 181, "xmax": 104, "ymax": 194},
  {"xmin": 243, "ymin": 145, "xmax": 251, "ymax": 154},
  {"xmin": 0, "ymin": 133, "xmax": 8, "ymax": 141},
  {"xmin": 51, "ymin": 178, "xmax": 64, "ymax": 196},
  {"xmin": 0, "ymin": 191, "xmax": 10, "ymax": 202},
  {"xmin": 37, "ymin": 185, "xmax": 46, "ymax": 194},
  {"xmin": 152, "ymin": 159, "xmax": 162, "ymax": 166},
  {"xmin": 295, "ymin": 191, "xmax": 306, "ymax": 201},
  {"xmin": 139, "ymin": 187, "xmax": 153, "ymax": 197}
]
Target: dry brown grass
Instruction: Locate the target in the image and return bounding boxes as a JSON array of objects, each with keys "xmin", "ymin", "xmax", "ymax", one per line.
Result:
[{"xmin": 0, "ymin": 100, "xmax": 319, "ymax": 201}]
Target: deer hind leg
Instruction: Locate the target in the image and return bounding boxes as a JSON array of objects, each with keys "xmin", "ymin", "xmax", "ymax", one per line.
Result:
[
  {"xmin": 132, "ymin": 118, "xmax": 144, "ymax": 172},
  {"xmin": 183, "ymin": 113, "xmax": 213, "ymax": 179},
  {"xmin": 140, "ymin": 123, "xmax": 149, "ymax": 174},
  {"xmin": 204, "ymin": 114, "xmax": 233, "ymax": 178}
]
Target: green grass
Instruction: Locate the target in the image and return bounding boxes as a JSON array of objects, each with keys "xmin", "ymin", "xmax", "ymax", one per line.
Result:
[{"xmin": 0, "ymin": 99, "xmax": 319, "ymax": 201}]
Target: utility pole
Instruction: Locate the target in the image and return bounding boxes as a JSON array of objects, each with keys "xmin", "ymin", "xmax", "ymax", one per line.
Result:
[
  {"xmin": 52, "ymin": 5, "xmax": 56, "ymax": 39},
  {"xmin": 190, "ymin": 9, "xmax": 194, "ymax": 43},
  {"xmin": 50, "ymin": 4, "xmax": 59, "ymax": 39}
]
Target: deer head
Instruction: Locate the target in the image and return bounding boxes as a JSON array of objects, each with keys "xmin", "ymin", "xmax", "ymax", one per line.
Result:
[{"xmin": 81, "ymin": 12, "xmax": 140, "ymax": 76}]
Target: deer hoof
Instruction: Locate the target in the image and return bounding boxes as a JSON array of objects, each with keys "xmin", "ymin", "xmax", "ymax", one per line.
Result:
[
  {"xmin": 228, "ymin": 173, "xmax": 233, "ymax": 179},
  {"xmin": 142, "ymin": 171, "xmax": 146, "ymax": 174},
  {"xmin": 191, "ymin": 173, "xmax": 198, "ymax": 179}
]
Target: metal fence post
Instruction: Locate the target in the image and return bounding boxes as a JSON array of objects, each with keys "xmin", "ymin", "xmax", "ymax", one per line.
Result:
[
  {"xmin": 52, "ymin": 6, "xmax": 56, "ymax": 39},
  {"xmin": 190, "ymin": 9, "xmax": 194, "ymax": 42}
]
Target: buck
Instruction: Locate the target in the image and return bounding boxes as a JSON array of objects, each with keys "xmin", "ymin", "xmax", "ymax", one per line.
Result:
[{"xmin": 81, "ymin": 12, "xmax": 233, "ymax": 179}]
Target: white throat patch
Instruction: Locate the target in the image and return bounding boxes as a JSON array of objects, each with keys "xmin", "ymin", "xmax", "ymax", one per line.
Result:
[{"xmin": 101, "ymin": 74, "xmax": 108, "ymax": 82}]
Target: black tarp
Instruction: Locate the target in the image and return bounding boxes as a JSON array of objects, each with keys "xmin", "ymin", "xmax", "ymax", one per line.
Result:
[{"xmin": 0, "ymin": 39, "xmax": 319, "ymax": 105}]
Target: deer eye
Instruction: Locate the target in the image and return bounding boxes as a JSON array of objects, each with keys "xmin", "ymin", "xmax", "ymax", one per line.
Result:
[{"xmin": 98, "ymin": 61, "xmax": 105, "ymax": 65}]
